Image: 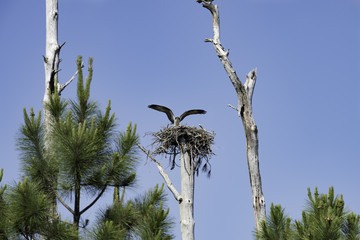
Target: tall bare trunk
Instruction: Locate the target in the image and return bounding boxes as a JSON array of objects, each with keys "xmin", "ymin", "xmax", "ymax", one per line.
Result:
[
  {"xmin": 43, "ymin": 0, "xmax": 60, "ymax": 141},
  {"xmin": 137, "ymin": 125, "xmax": 214, "ymax": 239},
  {"xmin": 197, "ymin": 1, "xmax": 266, "ymax": 231},
  {"xmin": 179, "ymin": 137, "xmax": 195, "ymax": 240},
  {"xmin": 43, "ymin": 0, "xmax": 61, "ymax": 217}
]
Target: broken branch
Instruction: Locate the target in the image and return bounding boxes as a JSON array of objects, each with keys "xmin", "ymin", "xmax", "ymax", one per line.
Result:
[
  {"xmin": 58, "ymin": 62, "xmax": 84, "ymax": 94},
  {"xmin": 137, "ymin": 143, "xmax": 182, "ymax": 203}
]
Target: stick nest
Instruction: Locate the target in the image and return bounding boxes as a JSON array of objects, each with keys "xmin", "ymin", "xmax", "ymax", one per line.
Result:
[{"xmin": 151, "ymin": 125, "xmax": 215, "ymax": 177}]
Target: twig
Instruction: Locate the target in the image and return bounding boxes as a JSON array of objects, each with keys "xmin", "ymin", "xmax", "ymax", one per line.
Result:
[
  {"xmin": 228, "ymin": 104, "xmax": 238, "ymax": 111},
  {"xmin": 228, "ymin": 104, "xmax": 241, "ymax": 117},
  {"xmin": 58, "ymin": 63, "xmax": 84, "ymax": 94}
]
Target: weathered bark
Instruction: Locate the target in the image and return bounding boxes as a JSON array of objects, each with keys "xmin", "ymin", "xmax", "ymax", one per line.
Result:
[
  {"xmin": 179, "ymin": 137, "xmax": 195, "ymax": 240},
  {"xmin": 43, "ymin": 0, "xmax": 78, "ymax": 222},
  {"xmin": 43, "ymin": 0, "xmax": 61, "ymax": 219},
  {"xmin": 43, "ymin": 0, "xmax": 77, "ymax": 143},
  {"xmin": 44, "ymin": 0, "xmax": 61, "ymax": 138},
  {"xmin": 197, "ymin": 0, "xmax": 266, "ymax": 231}
]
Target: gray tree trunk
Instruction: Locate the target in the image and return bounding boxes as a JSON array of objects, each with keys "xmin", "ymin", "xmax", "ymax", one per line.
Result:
[
  {"xmin": 43, "ymin": 0, "xmax": 75, "ymax": 141},
  {"xmin": 179, "ymin": 137, "xmax": 195, "ymax": 240},
  {"xmin": 43, "ymin": 0, "xmax": 77, "ymax": 217},
  {"xmin": 43, "ymin": 0, "xmax": 60, "ymax": 217},
  {"xmin": 43, "ymin": 0, "xmax": 60, "ymax": 139},
  {"xmin": 197, "ymin": 0, "xmax": 266, "ymax": 231}
]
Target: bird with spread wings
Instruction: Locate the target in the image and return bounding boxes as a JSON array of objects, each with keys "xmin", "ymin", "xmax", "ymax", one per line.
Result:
[{"xmin": 148, "ymin": 104, "xmax": 206, "ymax": 126}]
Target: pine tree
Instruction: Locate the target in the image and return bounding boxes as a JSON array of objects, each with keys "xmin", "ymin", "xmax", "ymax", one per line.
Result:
[
  {"xmin": 133, "ymin": 184, "xmax": 174, "ymax": 240},
  {"xmin": 294, "ymin": 187, "xmax": 351, "ymax": 240},
  {"xmin": 257, "ymin": 187, "xmax": 360, "ymax": 240},
  {"xmin": 93, "ymin": 183, "xmax": 174, "ymax": 240},
  {"xmin": 0, "ymin": 169, "xmax": 78, "ymax": 240},
  {"xmin": 256, "ymin": 203, "xmax": 291, "ymax": 240},
  {"xmin": 0, "ymin": 169, "xmax": 8, "ymax": 239},
  {"xmin": 12, "ymin": 56, "xmax": 174, "ymax": 239},
  {"xmin": 44, "ymin": 56, "xmax": 138, "ymax": 229},
  {"xmin": 343, "ymin": 213, "xmax": 360, "ymax": 240}
]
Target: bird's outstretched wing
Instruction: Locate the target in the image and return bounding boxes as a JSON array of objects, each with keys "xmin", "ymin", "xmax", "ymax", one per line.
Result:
[
  {"xmin": 148, "ymin": 104, "xmax": 175, "ymax": 124},
  {"xmin": 179, "ymin": 109, "xmax": 207, "ymax": 121}
]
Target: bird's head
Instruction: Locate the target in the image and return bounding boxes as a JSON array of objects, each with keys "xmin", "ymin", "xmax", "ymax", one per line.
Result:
[{"xmin": 174, "ymin": 117, "xmax": 180, "ymax": 126}]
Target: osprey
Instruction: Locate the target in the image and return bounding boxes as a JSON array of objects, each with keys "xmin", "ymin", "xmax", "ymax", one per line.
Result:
[{"xmin": 148, "ymin": 104, "xmax": 206, "ymax": 126}]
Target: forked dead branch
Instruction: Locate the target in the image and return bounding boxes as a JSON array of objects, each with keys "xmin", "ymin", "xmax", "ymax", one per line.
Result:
[
  {"xmin": 151, "ymin": 125, "xmax": 215, "ymax": 176},
  {"xmin": 196, "ymin": 0, "xmax": 266, "ymax": 232}
]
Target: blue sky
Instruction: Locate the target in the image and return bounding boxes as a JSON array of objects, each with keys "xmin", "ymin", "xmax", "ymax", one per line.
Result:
[{"xmin": 1, "ymin": 0, "xmax": 359, "ymax": 239}]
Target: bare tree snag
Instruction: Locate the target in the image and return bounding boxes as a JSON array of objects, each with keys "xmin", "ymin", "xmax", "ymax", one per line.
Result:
[
  {"xmin": 43, "ymin": 0, "xmax": 79, "ymax": 220},
  {"xmin": 43, "ymin": 0, "xmax": 60, "ymax": 144},
  {"xmin": 43, "ymin": 0, "xmax": 79, "ymax": 139},
  {"xmin": 42, "ymin": 0, "xmax": 61, "ymax": 219},
  {"xmin": 197, "ymin": 0, "xmax": 266, "ymax": 231},
  {"xmin": 140, "ymin": 125, "xmax": 214, "ymax": 240}
]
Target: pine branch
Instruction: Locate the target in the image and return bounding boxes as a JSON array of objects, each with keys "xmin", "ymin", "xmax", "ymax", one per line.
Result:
[
  {"xmin": 54, "ymin": 189, "xmax": 74, "ymax": 215},
  {"xmin": 80, "ymin": 185, "xmax": 107, "ymax": 215}
]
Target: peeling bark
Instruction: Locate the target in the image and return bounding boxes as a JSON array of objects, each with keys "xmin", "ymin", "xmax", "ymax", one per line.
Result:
[{"xmin": 197, "ymin": 0, "xmax": 266, "ymax": 231}]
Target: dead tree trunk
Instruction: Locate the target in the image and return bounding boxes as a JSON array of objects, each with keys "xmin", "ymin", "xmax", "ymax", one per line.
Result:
[
  {"xmin": 43, "ymin": 0, "xmax": 61, "ymax": 216},
  {"xmin": 138, "ymin": 125, "xmax": 214, "ymax": 240},
  {"xmin": 179, "ymin": 136, "xmax": 195, "ymax": 240},
  {"xmin": 44, "ymin": 0, "xmax": 78, "ymax": 142},
  {"xmin": 43, "ymin": 0, "xmax": 77, "ymax": 216},
  {"xmin": 44, "ymin": 0, "xmax": 61, "ymax": 139},
  {"xmin": 197, "ymin": 0, "xmax": 266, "ymax": 231}
]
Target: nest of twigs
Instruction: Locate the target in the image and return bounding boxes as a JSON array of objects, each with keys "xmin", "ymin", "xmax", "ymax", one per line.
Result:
[{"xmin": 151, "ymin": 125, "xmax": 215, "ymax": 177}]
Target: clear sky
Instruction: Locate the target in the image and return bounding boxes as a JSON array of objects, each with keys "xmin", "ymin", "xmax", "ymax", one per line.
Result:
[{"xmin": 1, "ymin": 0, "xmax": 359, "ymax": 239}]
